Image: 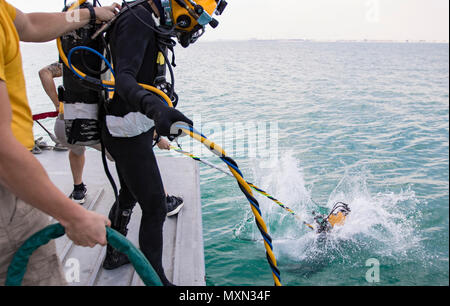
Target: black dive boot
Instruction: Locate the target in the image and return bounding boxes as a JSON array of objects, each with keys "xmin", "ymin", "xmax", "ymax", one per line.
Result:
[{"xmin": 103, "ymin": 205, "xmax": 133, "ymax": 270}]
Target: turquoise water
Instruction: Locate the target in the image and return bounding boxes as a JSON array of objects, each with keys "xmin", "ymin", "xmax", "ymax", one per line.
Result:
[{"xmin": 23, "ymin": 41, "xmax": 448, "ymax": 286}]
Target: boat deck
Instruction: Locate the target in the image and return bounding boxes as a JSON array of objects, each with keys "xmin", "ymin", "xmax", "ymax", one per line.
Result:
[{"xmin": 36, "ymin": 149, "xmax": 205, "ymax": 286}]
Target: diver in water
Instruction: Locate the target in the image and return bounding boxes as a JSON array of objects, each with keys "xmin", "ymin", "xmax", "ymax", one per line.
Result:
[{"xmin": 100, "ymin": 0, "xmax": 227, "ymax": 286}]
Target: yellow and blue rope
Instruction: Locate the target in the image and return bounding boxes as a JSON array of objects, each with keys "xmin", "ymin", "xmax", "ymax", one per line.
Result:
[{"xmin": 174, "ymin": 125, "xmax": 282, "ymax": 286}]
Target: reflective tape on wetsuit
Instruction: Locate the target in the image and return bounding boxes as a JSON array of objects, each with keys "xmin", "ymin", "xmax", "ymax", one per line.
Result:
[
  {"xmin": 106, "ymin": 112, "xmax": 155, "ymax": 138},
  {"xmin": 63, "ymin": 103, "xmax": 99, "ymax": 120}
]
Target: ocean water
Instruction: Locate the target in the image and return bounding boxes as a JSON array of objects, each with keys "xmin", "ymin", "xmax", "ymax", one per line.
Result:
[{"xmin": 21, "ymin": 40, "xmax": 449, "ymax": 286}]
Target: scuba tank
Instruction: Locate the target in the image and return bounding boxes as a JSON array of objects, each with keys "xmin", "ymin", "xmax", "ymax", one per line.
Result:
[{"xmin": 58, "ymin": 1, "xmax": 107, "ymax": 146}]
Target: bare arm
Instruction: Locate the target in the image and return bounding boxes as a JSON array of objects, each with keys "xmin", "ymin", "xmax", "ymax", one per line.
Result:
[
  {"xmin": 39, "ymin": 63, "xmax": 62, "ymax": 111},
  {"xmin": 13, "ymin": 4, "xmax": 120, "ymax": 43},
  {"xmin": 0, "ymin": 81, "xmax": 110, "ymax": 247}
]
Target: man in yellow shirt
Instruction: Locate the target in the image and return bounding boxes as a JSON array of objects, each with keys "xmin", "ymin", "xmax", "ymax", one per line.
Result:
[{"xmin": 0, "ymin": 0, "xmax": 119, "ymax": 285}]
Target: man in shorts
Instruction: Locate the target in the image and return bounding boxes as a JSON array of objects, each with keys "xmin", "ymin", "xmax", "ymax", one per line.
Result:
[{"xmin": 40, "ymin": 62, "xmax": 94, "ymax": 204}]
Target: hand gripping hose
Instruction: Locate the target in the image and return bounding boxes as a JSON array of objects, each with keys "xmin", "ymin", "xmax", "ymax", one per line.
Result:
[{"xmin": 4, "ymin": 223, "xmax": 163, "ymax": 286}]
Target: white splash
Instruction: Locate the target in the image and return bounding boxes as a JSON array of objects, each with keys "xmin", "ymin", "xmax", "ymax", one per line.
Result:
[{"xmin": 235, "ymin": 152, "xmax": 424, "ymax": 265}]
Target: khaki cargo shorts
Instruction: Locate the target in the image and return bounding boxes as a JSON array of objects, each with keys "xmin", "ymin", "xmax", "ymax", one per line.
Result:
[{"xmin": 0, "ymin": 184, "xmax": 67, "ymax": 286}]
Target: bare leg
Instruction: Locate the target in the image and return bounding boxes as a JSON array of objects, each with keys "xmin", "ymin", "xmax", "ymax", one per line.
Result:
[{"xmin": 69, "ymin": 150, "xmax": 85, "ymax": 185}]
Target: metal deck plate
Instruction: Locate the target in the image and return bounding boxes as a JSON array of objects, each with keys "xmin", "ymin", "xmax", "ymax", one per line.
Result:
[{"xmin": 37, "ymin": 149, "xmax": 205, "ymax": 286}]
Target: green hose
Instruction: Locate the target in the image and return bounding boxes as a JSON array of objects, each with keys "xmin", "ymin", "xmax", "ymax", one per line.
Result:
[{"xmin": 5, "ymin": 223, "xmax": 163, "ymax": 286}]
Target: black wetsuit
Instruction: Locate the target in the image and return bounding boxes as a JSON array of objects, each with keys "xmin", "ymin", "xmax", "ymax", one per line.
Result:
[{"xmin": 102, "ymin": 2, "xmax": 172, "ymax": 286}]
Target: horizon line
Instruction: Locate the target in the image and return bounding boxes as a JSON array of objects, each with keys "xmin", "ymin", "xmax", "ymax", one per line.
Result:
[
  {"xmin": 20, "ymin": 38, "xmax": 450, "ymax": 46},
  {"xmin": 201, "ymin": 38, "xmax": 449, "ymax": 44}
]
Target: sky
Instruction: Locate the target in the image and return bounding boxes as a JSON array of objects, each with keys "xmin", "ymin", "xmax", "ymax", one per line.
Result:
[{"xmin": 7, "ymin": 0, "xmax": 450, "ymax": 42}]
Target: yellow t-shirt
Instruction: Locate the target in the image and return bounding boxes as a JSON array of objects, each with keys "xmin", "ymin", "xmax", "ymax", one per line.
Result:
[{"xmin": 0, "ymin": 0, "xmax": 34, "ymax": 150}]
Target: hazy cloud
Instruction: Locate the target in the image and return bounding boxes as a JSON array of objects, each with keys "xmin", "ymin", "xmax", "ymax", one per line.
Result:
[{"xmin": 7, "ymin": 0, "xmax": 449, "ymax": 42}]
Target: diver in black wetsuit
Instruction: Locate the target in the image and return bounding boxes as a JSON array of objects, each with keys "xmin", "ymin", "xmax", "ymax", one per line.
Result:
[
  {"xmin": 101, "ymin": 2, "xmax": 188, "ymax": 286},
  {"xmin": 100, "ymin": 0, "xmax": 227, "ymax": 286}
]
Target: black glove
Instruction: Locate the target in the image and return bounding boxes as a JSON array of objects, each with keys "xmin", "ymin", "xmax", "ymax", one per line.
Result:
[{"xmin": 141, "ymin": 95, "xmax": 193, "ymax": 137}]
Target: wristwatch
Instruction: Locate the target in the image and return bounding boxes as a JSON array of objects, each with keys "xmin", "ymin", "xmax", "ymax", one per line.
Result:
[{"xmin": 86, "ymin": 4, "xmax": 97, "ymax": 27}]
